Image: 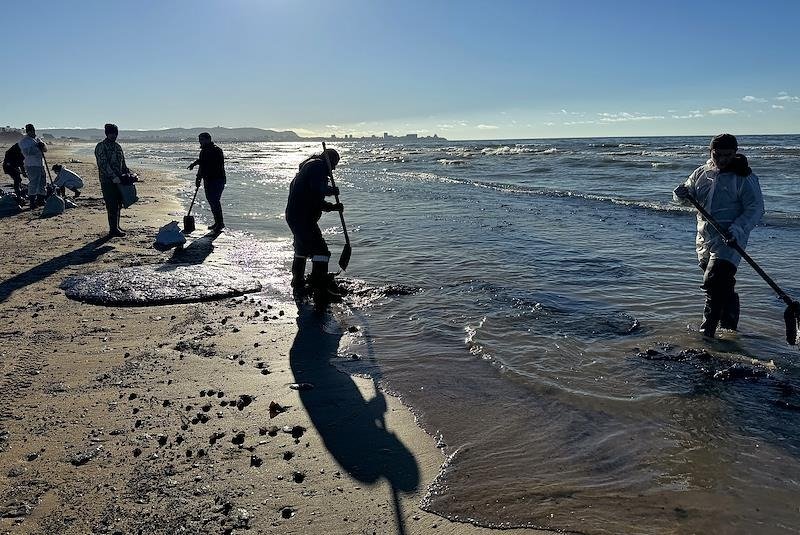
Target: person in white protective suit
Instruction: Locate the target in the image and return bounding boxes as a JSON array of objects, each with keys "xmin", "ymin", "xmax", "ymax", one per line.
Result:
[
  {"xmin": 673, "ymin": 133, "xmax": 765, "ymax": 338},
  {"xmin": 52, "ymin": 164, "xmax": 84, "ymax": 198}
]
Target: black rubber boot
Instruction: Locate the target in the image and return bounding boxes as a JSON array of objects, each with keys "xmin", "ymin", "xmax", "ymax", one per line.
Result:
[
  {"xmin": 700, "ymin": 259, "xmax": 737, "ymax": 338},
  {"xmin": 700, "ymin": 301, "xmax": 721, "ymax": 338},
  {"xmin": 720, "ymin": 293, "xmax": 740, "ymax": 331},
  {"xmin": 291, "ymin": 257, "xmax": 307, "ymax": 291},
  {"xmin": 310, "ymin": 261, "xmax": 343, "ymax": 303}
]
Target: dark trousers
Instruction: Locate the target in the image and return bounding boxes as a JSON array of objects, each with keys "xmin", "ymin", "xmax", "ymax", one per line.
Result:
[
  {"xmin": 100, "ymin": 181, "xmax": 123, "ymax": 232},
  {"xmin": 203, "ymin": 180, "xmax": 225, "ymax": 226},
  {"xmin": 3, "ymin": 164, "xmax": 23, "ymax": 198},
  {"xmin": 699, "ymin": 258, "xmax": 739, "ymax": 336}
]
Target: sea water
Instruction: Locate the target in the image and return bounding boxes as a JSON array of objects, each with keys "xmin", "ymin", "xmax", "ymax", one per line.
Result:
[{"xmin": 126, "ymin": 135, "xmax": 800, "ymax": 534}]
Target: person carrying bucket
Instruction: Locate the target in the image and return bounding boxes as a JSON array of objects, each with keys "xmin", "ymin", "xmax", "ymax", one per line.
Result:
[
  {"xmin": 285, "ymin": 148, "xmax": 344, "ymax": 300},
  {"xmin": 673, "ymin": 133, "xmax": 764, "ymax": 338},
  {"xmin": 187, "ymin": 132, "xmax": 226, "ymax": 232}
]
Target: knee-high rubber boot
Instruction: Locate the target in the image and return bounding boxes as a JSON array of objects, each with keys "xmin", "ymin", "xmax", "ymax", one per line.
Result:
[
  {"xmin": 720, "ymin": 293, "xmax": 740, "ymax": 331},
  {"xmin": 310, "ymin": 260, "xmax": 328, "ymax": 289},
  {"xmin": 291, "ymin": 257, "xmax": 306, "ymax": 290},
  {"xmin": 700, "ymin": 298, "xmax": 722, "ymax": 338}
]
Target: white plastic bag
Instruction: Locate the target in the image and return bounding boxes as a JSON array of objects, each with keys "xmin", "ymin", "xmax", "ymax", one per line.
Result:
[{"xmin": 155, "ymin": 221, "xmax": 187, "ymax": 249}]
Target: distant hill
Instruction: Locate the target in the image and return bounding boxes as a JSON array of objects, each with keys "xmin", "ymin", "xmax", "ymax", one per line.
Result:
[
  {"xmin": 0, "ymin": 128, "xmax": 22, "ymax": 145},
  {"xmin": 41, "ymin": 127, "xmax": 302, "ymax": 142}
]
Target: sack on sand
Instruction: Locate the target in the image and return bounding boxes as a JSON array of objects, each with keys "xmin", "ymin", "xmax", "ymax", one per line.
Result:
[
  {"xmin": 118, "ymin": 183, "xmax": 138, "ymax": 208},
  {"xmin": 0, "ymin": 193, "xmax": 22, "ymax": 216},
  {"xmin": 155, "ymin": 221, "xmax": 186, "ymax": 249},
  {"xmin": 40, "ymin": 195, "xmax": 65, "ymax": 218}
]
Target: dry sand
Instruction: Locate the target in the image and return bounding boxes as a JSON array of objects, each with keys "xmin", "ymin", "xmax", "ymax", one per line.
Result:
[{"xmin": 0, "ymin": 144, "xmax": 545, "ymax": 534}]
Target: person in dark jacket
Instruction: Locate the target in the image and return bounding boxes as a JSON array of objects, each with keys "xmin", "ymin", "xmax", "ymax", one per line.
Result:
[
  {"xmin": 94, "ymin": 123, "xmax": 130, "ymax": 238},
  {"xmin": 188, "ymin": 132, "xmax": 226, "ymax": 232},
  {"xmin": 285, "ymin": 148, "xmax": 343, "ymax": 298},
  {"xmin": 3, "ymin": 142, "xmax": 27, "ymax": 205}
]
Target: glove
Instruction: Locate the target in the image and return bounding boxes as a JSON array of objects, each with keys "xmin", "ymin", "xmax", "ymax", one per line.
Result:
[
  {"xmin": 674, "ymin": 184, "xmax": 689, "ymax": 199},
  {"xmin": 333, "ymin": 202, "xmax": 344, "ymax": 213},
  {"xmin": 187, "ymin": 163, "xmax": 195, "ymax": 170},
  {"xmin": 195, "ymin": 177, "xmax": 201, "ymax": 188},
  {"xmin": 36, "ymin": 141, "xmax": 45, "ymax": 151},
  {"xmin": 726, "ymin": 224, "xmax": 744, "ymax": 246}
]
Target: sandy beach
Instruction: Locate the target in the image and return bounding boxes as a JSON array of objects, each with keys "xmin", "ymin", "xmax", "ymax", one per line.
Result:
[{"xmin": 0, "ymin": 143, "xmax": 545, "ymax": 535}]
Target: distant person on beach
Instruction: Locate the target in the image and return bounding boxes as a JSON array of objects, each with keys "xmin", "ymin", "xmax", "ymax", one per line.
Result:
[
  {"xmin": 187, "ymin": 132, "xmax": 226, "ymax": 232},
  {"xmin": 2, "ymin": 142, "xmax": 27, "ymax": 204},
  {"xmin": 285, "ymin": 148, "xmax": 343, "ymax": 299},
  {"xmin": 51, "ymin": 164, "xmax": 84, "ymax": 198},
  {"xmin": 673, "ymin": 133, "xmax": 764, "ymax": 338},
  {"xmin": 94, "ymin": 124, "xmax": 129, "ymax": 238},
  {"xmin": 18, "ymin": 124, "xmax": 47, "ymax": 209}
]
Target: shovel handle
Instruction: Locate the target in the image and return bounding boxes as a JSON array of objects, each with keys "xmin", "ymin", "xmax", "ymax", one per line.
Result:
[
  {"xmin": 187, "ymin": 184, "xmax": 200, "ymax": 216},
  {"xmin": 685, "ymin": 193, "xmax": 793, "ymax": 306},
  {"xmin": 322, "ymin": 142, "xmax": 350, "ymax": 245},
  {"xmin": 42, "ymin": 154, "xmax": 53, "ymax": 185}
]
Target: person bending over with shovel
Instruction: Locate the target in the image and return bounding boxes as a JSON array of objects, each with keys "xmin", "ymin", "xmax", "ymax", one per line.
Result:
[
  {"xmin": 285, "ymin": 148, "xmax": 344, "ymax": 301},
  {"xmin": 673, "ymin": 133, "xmax": 764, "ymax": 338}
]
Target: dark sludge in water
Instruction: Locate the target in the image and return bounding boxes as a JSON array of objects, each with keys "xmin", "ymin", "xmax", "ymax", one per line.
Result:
[
  {"xmin": 635, "ymin": 345, "xmax": 774, "ymax": 382},
  {"xmin": 60, "ymin": 265, "xmax": 262, "ymax": 306}
]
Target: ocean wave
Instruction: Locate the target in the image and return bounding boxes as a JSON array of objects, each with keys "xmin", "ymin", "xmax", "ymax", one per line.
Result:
[
  {"xmin": 437, "ymin": 159, "xmax": 469, "ymax": 166},
  {"xmin": 650, "ymin": 162, "xmax": 681, "ymax": 169},
  {"xmin": 480, "ymin": 146, "xmax": 556, "ymax": 156},
  {"xmin": 596, "ymin": 158, "xmax": 659, "ymax": 169}
]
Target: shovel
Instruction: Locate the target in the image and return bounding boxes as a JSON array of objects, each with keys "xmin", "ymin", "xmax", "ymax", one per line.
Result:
[
  {"xmin": 183, "ymin": 185, "xmax": 200, "ymax": 234},
  {"xmin": 686, "ymin": 193, "xmax": 800, "ymax": 345},
  {"xmin": 322, "ymin": 142, "xmax": 351, "ymax": 271}
]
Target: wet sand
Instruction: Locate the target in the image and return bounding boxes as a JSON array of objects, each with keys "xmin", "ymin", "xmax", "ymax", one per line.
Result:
[{"xmin": 0, "ymin": 144, "xmax": 545, "ymax": 534}]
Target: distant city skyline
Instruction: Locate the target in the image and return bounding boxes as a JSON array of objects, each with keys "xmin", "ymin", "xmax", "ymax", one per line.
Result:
[{"xmin": 2, "ymin": 0, "xmax": 798, "ymax": 140}]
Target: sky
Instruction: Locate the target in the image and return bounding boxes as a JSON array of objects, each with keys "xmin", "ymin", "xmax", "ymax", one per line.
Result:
[{"xmin": 1, "ymin": 0, "xmax": 798, "ymax": 140}]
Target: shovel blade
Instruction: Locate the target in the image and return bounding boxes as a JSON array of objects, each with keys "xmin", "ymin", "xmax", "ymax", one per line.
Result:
[
  {"xmin": 183, "ymin": 215, "xmax": 195, "ymax": 234},
  {"xmin": 338, "ymin": 243, "xmax": 352, "ymax": 271}
]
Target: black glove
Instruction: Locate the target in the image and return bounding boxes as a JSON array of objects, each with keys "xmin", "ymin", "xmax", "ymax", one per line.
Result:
[
  {"xmin": 674, "ymin": 184, "xmax": 689, "ymax": 199},
  {"xmin": 195, "ymin": 177, "xmax": 202, "ymax": 188},
  {"xmin": 333, "ymin": 202, "xmax": 344, "ymax": 213},
  {"xmin": 36, "ymin": 141, "xmax": 45, "ymax": 151}
]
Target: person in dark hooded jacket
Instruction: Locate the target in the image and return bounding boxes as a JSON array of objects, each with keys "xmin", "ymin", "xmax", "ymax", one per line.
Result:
[
  {"xmin": 674, "ymin": 133, "xmax": 764, "ymax": 337},
  {"xmin": 3, "ymin": 142, "xmax": 27, "ymax": 204},
  {"xmin": 285, "ymin": 148, "xmax": 343, "ymax": 297}
]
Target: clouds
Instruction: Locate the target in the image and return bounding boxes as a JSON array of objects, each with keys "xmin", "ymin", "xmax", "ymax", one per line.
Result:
[
  {"xmin": 707, "ymin": 108, "xmax": 737, "ymax": 115},
  {"xmin": 741, "ymin": 92, "xmax": 800, "ymax": 107},
  {"xmin": 597, "ymin": 112, "xmax": 666, "ymax": 122},
  {"xmin": 672, "ymin": 111, "xmax": 704, "ymax": 120},
  {"xmin": 776, "ymin": 91, "xmax": 800, "ymax": 103},
  {"xmin": 477, "ymin": 124, "xmax": 499, "ymax": 130}
]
